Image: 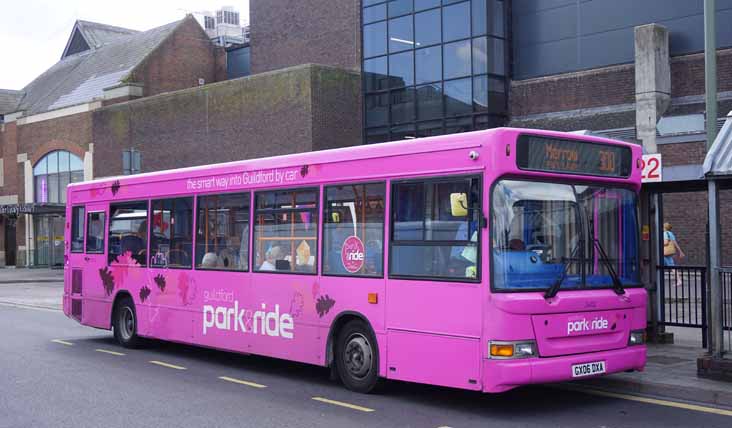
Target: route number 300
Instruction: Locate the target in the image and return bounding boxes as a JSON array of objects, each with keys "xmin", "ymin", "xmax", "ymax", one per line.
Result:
[{"xmin": 641, "ymin": 154, "xmax": 662, "ymax": 183}]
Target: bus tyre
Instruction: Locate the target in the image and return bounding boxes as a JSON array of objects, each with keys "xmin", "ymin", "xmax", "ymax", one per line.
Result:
[
  {"xmin": 113, "ymin": 296, "xmax": 142, "ymax": 348},
  {"xmin": 336, "ymin": 320, "xmax": 380, "ymax": 393}
]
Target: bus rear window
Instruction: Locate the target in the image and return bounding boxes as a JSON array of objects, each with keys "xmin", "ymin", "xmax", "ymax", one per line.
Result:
[{"xmin": 390, "ymin": 176, "xmax": 481, "ymax": 281}]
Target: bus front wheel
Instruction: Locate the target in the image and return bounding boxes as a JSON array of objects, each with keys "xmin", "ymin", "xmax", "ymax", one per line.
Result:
[
  {"xmin": 113, "ymin": 296, "xmax": 142, "ymax": 348},
  {"xmin": 335, "ymin": 320, "xmax": 380, "ymax": 393}
]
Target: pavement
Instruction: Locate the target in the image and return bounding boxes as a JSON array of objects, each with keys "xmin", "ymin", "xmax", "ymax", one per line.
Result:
[{"xmin": 1, "ymin": 267, "xmax": 731, "ymax": 415}]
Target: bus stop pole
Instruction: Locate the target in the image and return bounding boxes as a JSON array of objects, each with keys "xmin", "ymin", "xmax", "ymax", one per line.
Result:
[{"xmin": 704, "ymin": 0, "xmax": 724, "ymax": 358}]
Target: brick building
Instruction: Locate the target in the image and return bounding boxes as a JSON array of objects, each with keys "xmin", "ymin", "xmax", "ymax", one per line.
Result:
[
  {"xmin": 2, "ymin": 1, "xmax": 732, "ymax": 267},
  {"xmin": 0, "ymin": 13, "xmax": 360, "ymax": 267}
]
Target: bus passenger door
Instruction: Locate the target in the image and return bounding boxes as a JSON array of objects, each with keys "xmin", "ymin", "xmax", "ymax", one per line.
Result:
[
  {"xmin": 385, "ymin": 176, "xmax": 483, "ymax": 390},
  {"xmin": 79, "ymin": 204, "xmax": 110, "ymax": 329}
]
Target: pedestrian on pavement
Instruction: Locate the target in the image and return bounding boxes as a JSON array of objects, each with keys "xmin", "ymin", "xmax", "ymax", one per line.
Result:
[{"xmin": 663, "ymin": 222, "xmax": 685, "ymax": 287}]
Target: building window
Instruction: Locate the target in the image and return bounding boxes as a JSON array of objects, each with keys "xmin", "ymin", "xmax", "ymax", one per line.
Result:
[
  {"xmin": 150, "ymin": 197, "xmax": 193, "ymax": 269},
  {"xmin": 390, "ymin": 175, "xmax": 481, "ymax": 280},
  {"xmin": 108, "ymin": 202, "xmax": 148, "ymax": 266},
  {"xmin": 33, "ymin": 150, "xmax": 84, "ymax": 204},
  {"xmin": 71, "ymin": 206, "xmax": 85, "ymax": 253},
  {"xmin": 204, "ymin": 16, "xmax": 215, "ymax": 30},
  {"xmin": 324, "ymin": 183, "xmax": 386, "ymax": 277},
  {"xmin": 123, "ymin": 149, "xmax": 141, "ymax": 175},
  {"xmin": 253, "ymin": 188, "xmax": 318, "ymax": 274},
  {"xmin": 362, "ymin": 0, "xmax": 508, "ymax": 143},
  {"xmin": 196, "ymin": 192, "xmax": 250, "ymax": 271}
]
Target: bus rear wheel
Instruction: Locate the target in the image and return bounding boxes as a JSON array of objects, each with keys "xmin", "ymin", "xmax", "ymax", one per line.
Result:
[
  {"xmin": 113, "ymin": 296, "xmax": 141, "ymax": 348},
  {"xmin": 335, "ymin": 320, "xmax": 380, "ymax": 393}
]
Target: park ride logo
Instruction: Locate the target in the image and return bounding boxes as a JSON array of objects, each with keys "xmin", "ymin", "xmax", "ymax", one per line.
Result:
[
  {"xmin": 203, "ymin": 302, "xmax": 294, "ymax": 339},
  {"xmin": 567, "ymin": 316, "xmax": 609, "ymax": 335}
]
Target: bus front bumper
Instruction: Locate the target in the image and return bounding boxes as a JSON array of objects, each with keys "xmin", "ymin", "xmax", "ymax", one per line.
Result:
[{"xmin": 482, "ymin": 345, "xmax": 646, "ymax": 393}]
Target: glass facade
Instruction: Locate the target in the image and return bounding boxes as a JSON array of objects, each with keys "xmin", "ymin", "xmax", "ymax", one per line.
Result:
[{"xmin": 362, "ymin": 0, "xmax": 508, "ymax": 143}]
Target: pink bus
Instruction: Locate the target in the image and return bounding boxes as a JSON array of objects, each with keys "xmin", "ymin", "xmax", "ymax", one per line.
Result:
[{"xmin": 63, "ymin": 128, "xmax": 646, "ymax": 393}]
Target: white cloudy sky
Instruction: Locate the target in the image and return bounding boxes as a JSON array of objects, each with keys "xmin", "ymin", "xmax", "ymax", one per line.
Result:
[{"xmin": 0, "ymin": 0, "xmax": 250, "ymax": 90}]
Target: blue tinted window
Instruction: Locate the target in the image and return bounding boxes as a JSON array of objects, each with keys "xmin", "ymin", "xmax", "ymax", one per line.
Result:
[
  {"xmin": 389, "ymin": 16, "xmax": 414, "ymax": 53},
  {"xmin": 472, "ymin": 37, "xmax": 487, "ymax": 75},
  {"xmin": 488, "ymin": 37, "xmax": 505, "ymax": 75},
  {"xmin": 364, "ymin": 56, "xmax": 389, "ymax": 92},
  {"xmin": 364, "ymin": 0, "xmax": 385, "ymax": 6},
  {"xmin": 389, "ymin": 0, "xmax": 413, "ymax": 17},
  {"xmin": 367, "ymin": 127, "xmax": 390, "ymax": 144},
  {"xmin": 489, "ymin": 0, "xmax": 505, "ymax": 37},
  {"xmin": 417, "ymin": 83, "xmax": 443, "ymax": 120},
  {"xmin": 444, "ymin": 78, "xmax": 472, "ymax": 116},
  {"xmin": 443, "ymin": 1, "xmax": 470, "ymax": 42},
  {"xmin": 444, "ymin": 39, "xmax": 471, "ymax": 79},
  {"xmin": 445, "ymin": 116, "xmax": 472, "ymax": 134},
  {"xmin": 391, "ymin": 124, "xmax": 416, "ymax": 140},
  {"xmin": 364, "ymin": 4, "xmax": 387, "ymax": 24},
  {"xmin": 415, "ymin": 46, "xmax": 441, "ymax": 84},
  {"xmin": 391, "ymin": 88, "xmax": 416, "ymax": 124},
  {"xmin": 472, "ymin": 0, "xmax": 486, "ymax": 36},
  {"xmin": 417, "ymin": 120, "xmax": 444, "ymax": 137},
  {"xmin": 366, "ymin": 93, "xmax": 390, "ymax": 127},
  {"xmin": 415, "ymin": 9, "xmax": 441, "ymax": 46},
  {"xmin": 364, "ymin": 22, "xmax": 387, "ymax": 58},
  {"xmin": 473, "ymin": 75, "xmax": 488, "ymax": 112},
  {"xmin": 415, "ymin": 0, "xmax": 440, "ymax": 10},
  {"xmin": 388, "ymin": 51, "xmax": 414, "ymax": 88}
]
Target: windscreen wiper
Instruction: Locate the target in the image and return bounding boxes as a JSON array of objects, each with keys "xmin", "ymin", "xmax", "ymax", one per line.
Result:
[
  {"xmin": 544, "ymin": 242, "xmax": 581, "ymax": 299},
  {"xmin": 593, "ymin": 238, "xmax": 625, "ymax": 295}
]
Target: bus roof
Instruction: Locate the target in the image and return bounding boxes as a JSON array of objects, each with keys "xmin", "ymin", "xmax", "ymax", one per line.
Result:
[{"xmin": 69, "ymin": 127, "xmax": 638, "ymax": 190}]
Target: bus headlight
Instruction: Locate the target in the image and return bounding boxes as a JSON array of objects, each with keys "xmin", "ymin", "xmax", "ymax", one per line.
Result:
[
  {"xmin": 489, "ymin": 341, "xmax": 538, "ymax": 359},
  {"xmin": 628, "ymin": 329, "xmax": 646, "ymax": 346}
]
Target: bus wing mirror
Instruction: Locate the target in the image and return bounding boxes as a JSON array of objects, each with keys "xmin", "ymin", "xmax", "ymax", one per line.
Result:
[{"xmin": 450, "ymin": 193, "xmax": 468, "ymax": 217}]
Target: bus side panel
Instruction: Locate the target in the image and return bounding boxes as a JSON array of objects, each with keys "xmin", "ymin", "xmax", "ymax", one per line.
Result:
[
  {"xmin": 248, "ymin": 273, "xmax": 322, "ymax": 365},
  {"xmin": 385, "ymin": 279, "xmax": 483, "ymax": 388},
  {"xmin": 387, "ymin": 330, "xmax": 482, "ymax": 390}
]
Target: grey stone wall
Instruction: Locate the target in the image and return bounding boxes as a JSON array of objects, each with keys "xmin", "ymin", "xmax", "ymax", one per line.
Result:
[{"xmin": 250, "ymin": 0, "xmax": 361, "ymax": 74}]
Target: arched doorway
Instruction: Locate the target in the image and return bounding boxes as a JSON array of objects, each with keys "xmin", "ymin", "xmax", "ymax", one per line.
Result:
[{"xmin": 32, "ymin": 150, "xmax": 84, "ymax": 267}]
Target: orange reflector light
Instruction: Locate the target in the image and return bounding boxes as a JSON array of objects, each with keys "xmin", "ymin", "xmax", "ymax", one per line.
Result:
[
  {"xmin": 368, "ymin": 293, "xmax": 378, "ymax": 304},
  {"xmin": 490, "ymin": 344, "xmax": 514, "ymax": 357}
]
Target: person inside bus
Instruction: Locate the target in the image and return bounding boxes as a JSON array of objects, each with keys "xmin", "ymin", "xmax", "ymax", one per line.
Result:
[
  {"xmin": 120, "ymin": 221, "xmax": 147, "ymax": 265},
  {"xmin": 259, "ymin": 245, "xmax": 284, "ymax": 271}
]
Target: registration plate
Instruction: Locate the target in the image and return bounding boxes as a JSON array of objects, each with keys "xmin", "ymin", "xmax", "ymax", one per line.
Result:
[{"xmin": 571, "ymin": 361, "xmax": 606, "ymax": 378}]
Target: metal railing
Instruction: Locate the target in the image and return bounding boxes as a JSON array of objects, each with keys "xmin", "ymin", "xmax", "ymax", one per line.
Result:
[
  {"xmin": 719, "ymin": 268, "xmax": 732, "ymax": 353},
  {"xmin": 658, "ymin": 265, "xmax": 708, "ymax": 348}
]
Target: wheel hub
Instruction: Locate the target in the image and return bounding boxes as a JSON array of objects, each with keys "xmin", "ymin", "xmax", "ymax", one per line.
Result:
[{"xmin": 344, "ymin": 334, "xmax": 372, "ymax": 379}]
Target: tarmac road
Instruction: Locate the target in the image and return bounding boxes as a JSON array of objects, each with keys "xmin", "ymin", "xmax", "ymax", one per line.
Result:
[{"xmin": 1, "ymin": 304, "xmax": 731, "ymax": 428}]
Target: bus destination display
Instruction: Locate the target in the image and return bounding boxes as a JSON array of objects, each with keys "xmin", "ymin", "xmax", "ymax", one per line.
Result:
[{"xmin": 516, "ymin": 135, "xmax": 632, "ymax": 178}]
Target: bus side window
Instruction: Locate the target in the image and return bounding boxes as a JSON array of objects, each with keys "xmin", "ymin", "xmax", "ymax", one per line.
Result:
[
  {"xmin": 71, "ymin": 206, "xmax": 85, "ymax": 253},
  {"xmin": 323, "ymin": 182, "xmax": 385, "ymax": 277},
  {"xmin": 86, "ymin": 212, "xmax": 105, "ymax": 254},
  {"xmin": 108, "ymin": 201, "xmax": 149, "ymax": 266},
  {"xmin": 254, "ymin": 188, "xmax": 318, "ymax": 274},
  {"xmin": 150, "ymin": 197, "xmax": 193, "ymax": 269},
  {"xmin": 390, "ymin": 175, "xmax": 481, "ymax": 280}
]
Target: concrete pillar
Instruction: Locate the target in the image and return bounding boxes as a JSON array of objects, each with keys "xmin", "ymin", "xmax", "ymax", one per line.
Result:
[{"xmin": 635, "ymin": 24, "xmax": 671, "ymax": 154}]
